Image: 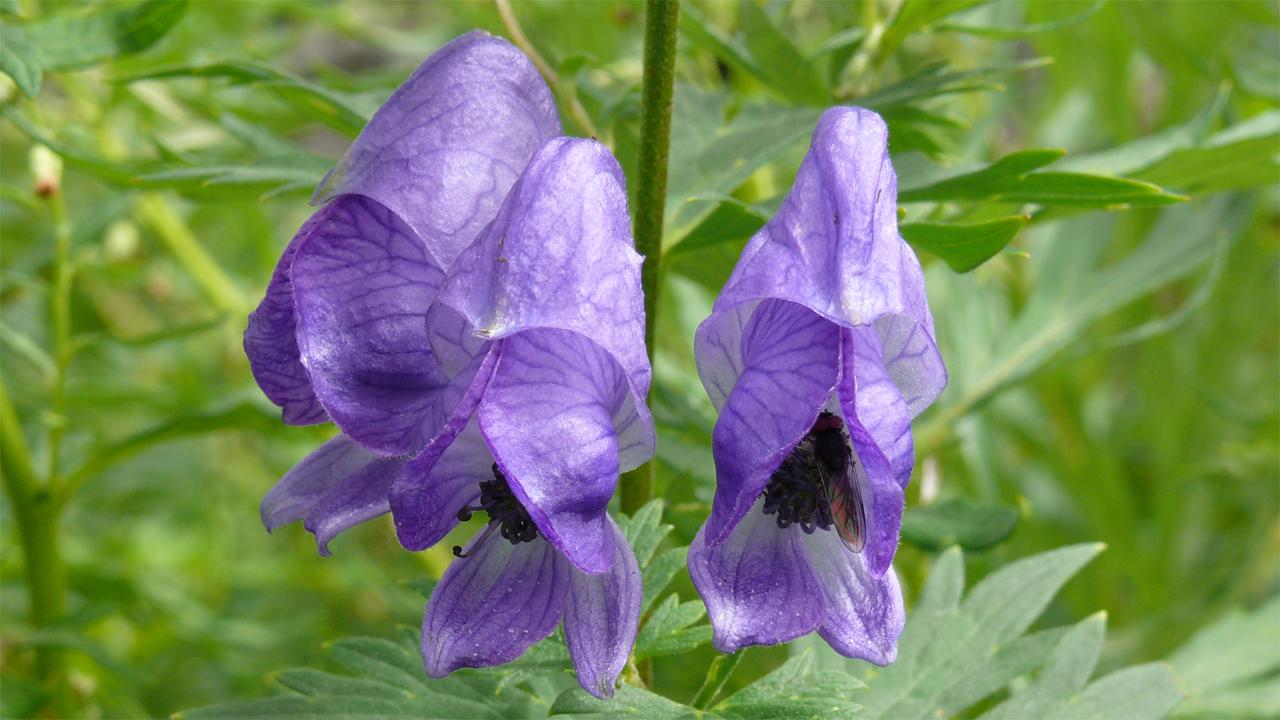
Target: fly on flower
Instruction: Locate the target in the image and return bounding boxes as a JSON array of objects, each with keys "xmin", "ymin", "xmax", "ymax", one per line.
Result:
[{"xmin": 687, "ymin": 107, "xmax": 948, "ymax": 664}]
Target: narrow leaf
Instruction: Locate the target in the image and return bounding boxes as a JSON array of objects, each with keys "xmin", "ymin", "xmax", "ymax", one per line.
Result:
[{"xmin": 901, "ymin": 215, "xmax": 1028, "ymax": 272}]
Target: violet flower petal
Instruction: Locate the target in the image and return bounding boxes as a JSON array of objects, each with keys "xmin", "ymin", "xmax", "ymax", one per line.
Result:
[
  {"xmin": 845, "ymin": 325, "xmax": 914, "ymax": 488},
  {"xmin": 422, "ymin": 536, "xmax": 569, "ymax": 677},
  {"xmin": 562, "ymin": 516, "xmax": 641, "ymax": 699},
  {"xmin": 688, "ymin": 500, "xmax": 826, "ymax": 654},
  {"xmin": 435, "ymin": 136, "xmax": 650, "ymax": 402},
  {"xmin": 260, "ymin": 434, "xmax": 403, "ymax": 556},
  {"xmin": 834, "ymin": 331, "xmax": 906, "ymax": 578},
  {"xmin": 290, "ymin": 194, "xmax": 446, "ymax": 456},
  {"xmin": 703, "ymin": 108, "xmax": 944, "ymax": 407},
  {"xmin": 247, "ymin": 31, "xmax": 558, "ymax": 425},
  {"xmin": 703, "ymin": 299, "xmax": 840, "ymax": 544},
  {"xmin": 315, "ymin": 31, "xmax": 562, "ymax": 271},
  {"xmin": 478, "ymin": 329, "xmax": 647, "ymax": 574},
  {"xmin": 803, "ymin": 528, "xmax": 905, "ymax": 665},
  {"xmin": 244, "ymin": 213, "xmax": 328, "ymax": 426},
  {"xmin": 390, "ymin": 343, "xmax": 499, "ymax": 551},
  {"xmin": 388, "ymin": 419, "xmax": 490, "ymax": 552}
]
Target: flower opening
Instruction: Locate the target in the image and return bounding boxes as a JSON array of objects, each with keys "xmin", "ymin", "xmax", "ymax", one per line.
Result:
[{"xmin": 453, "ymin": 464, "xmax": 539, "ymax": 556}]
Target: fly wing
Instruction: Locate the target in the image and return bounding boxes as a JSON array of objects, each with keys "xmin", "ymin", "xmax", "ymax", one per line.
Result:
[{"xmin": 823, "ymin": 462, "xmax": 867, "ymax": 553}]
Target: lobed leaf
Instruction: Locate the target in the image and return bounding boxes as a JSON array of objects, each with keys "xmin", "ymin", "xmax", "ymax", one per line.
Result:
[{"xmin": 634, "ymin": 595, "xmax": 711, "ymax": 660}]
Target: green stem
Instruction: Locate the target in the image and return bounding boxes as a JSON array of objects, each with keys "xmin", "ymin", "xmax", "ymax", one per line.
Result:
[
  {"xmin": 620, "ymin": 0, "xmax": 679, "ymax": 516},
  {"xmin": 136, "ymin": 194, "xmax": 249, "ymax": 316},
  {"xmin": 46, "ymin": 189, "xmax": 72, "ymax": 486},
  {"xmin": 0, "ymin": 384, "xmax": 66, "ymax": 686},
  {"xmin": 692, "ymin": 650, "xmax": 745, "ymax": 709}
]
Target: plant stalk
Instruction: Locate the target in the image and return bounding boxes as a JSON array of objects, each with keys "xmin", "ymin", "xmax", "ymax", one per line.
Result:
[
  {"xmin": 0, "ymin": 384, "xmax": 66, "ymax": 687},
  {"xmin": 620, "ymin": 0, "xmax": 679, "ymax": 516}
]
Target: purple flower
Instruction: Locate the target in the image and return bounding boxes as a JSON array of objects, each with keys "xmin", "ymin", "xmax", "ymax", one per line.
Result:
[
  {"xmin": 389, "ymin": 136, "xmax": 651, "ymax": 698},
  {"xmin": 686, "ymin": 108, "xmax": 947, "ymax": 664},
  {"xmin": 243, "ymin": 31, "xmax": 652, "ymax": 696},
  {"xmin": 247, "ymin": 31, "xmax": 561, "ymax": 553}
]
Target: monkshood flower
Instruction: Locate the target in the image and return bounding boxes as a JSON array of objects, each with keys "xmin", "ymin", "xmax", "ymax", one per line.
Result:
[
  {"xmin": 687, "ymin": 107, "xmax": 947, "ymax": 664},
  {"xmin": 387, "ymin": 136, "xmax": 652, "ymax": 699},
  {"xmin": 244, "ymin": 31, "xmax": 560, "ymax": 553}
]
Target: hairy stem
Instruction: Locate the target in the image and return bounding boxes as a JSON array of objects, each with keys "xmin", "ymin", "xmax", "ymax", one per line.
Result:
[{"xmin": 620, "ymin": 0, "xmax": 679, "ymax": 516}]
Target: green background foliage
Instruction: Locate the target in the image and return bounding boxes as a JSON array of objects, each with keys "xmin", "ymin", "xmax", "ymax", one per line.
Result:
[{"xmin": 1, "ymin": 1, "xmax": 1276, "ymax": 718}]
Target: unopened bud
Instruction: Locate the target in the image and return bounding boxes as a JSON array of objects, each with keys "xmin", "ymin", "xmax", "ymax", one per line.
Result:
[
  {"xmin": 30, "ymin": 144, "xmax": 62, "ymax": 199},
  {"xmin": 104, "ymin": 220, "xmax": 140, "ymax": 262}
]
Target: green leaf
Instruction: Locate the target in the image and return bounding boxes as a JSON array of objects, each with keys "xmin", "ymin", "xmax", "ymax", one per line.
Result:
[
  {"xmin": 713, "ymin": 651, "xmax": 864, "ymax": 719},
  {"xmin": 679, "ymin": 4, "xmax": 771, "ymax": 92},
  {"xmin": 901, "ymin": 497, "xmax": 1020, "ymax": 550},
  {"xmin": 899, "ymin": 149, "xmax": 1185, "ymax": 207},
  {"xmin": 982, "ymin": 614, "xmax": 1107, "ymax": 718},
  {"xmin": 4, "ymin": 108, "xmax": 328, "ymax": 199},
  {"xmin": 857, "ymin": 544, "xmax": 1104, "ymax": 719},
  {"xmin": 901, "ymin": 215, "xmax": 1029, "ymax": 272},
  {"xmin": 635, "ymin": 595, "xmax": 712, "ymax": 660},
  {"xmin": 1135, "ymin": 111, "xmax": 1280, "ymax": 194},
  {"xmin": 0, "ymin": 24, "xmax": 41, "ymax": 96},
  {"xmin": 666, "ymin": 197, "xmax": 768, "ymax": 257},
  {"xmin": 664, "ymin": 87, "xmax": 820, "ymax": 243},
  {"xmin": 918, "ymin": 195, "xmax": 1254, "ymax": 452},
  {"xmin": 549, "ymin": 684, "xmax": 696, "ymax": 718},
  {"xmin": 1169, "ymin": 598, "xmax": 1280, "ymax": 718},
  {"xmin": 180, "ymin": 694, "xmax": 412, "ymax": 718},
  {"xmin": 115, "ymin": 60, "xmax": 374, "ymax": 135},
  {"xmin": 878, "ymin": 0, "xmax": 988, "ymax": 62},
  {"xmin": 855, "ymin": 58, "xmax": 1047, "ymax": 111},
  {"xmin": 937, "ymin": 0, "xmax": 1105, "ymax": 39},
  {"xmin": 1, "ymin": 0, "xmax": 187, "ymax": 96},
  {"xmin": 1057, "ymin": 87, "xmax": 1229, "ymax": 177},
  {"xmin": 737, "ymin": 1, "xmax": 830, "ymax": 105},
  {"xmin": 1039, "ymin": 664, "xmax": 1183, "ymax": 720},
  {"xmin": 327, "ymin": 637, "xmax": 428, "ymax": 694},
  {"xmin": 641, "ymin": 545, "xmax": 689, "ymax": 614},
  {"xmin": 273, "ymin": 669, "xmax": 406, "ymax": 700},
  {"xmin": 618, "ymin": 498, "xmax": 671, "ymax": 567}
]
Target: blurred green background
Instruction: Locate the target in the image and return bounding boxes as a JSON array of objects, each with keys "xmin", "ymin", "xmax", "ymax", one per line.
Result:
[{"xmin": 1, "ymin": 1, "xmax": 1276, "ymax": 717}]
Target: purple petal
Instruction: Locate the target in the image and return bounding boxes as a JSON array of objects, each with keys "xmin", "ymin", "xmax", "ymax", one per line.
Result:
[
  {"xmin": 244, "ymin": 213, "xmax": 328, "ymax": 425},
  {"xmin": 846, "ymin": 326, "xmax": 913, "ymax": 487},
  {"xmin": 836, "ymin": 331, "xmax": 905, "ymax": 577},
  {"xmin": 290, "ymin": 194, "xmax": 447, "ymax": 456},
  {"xmin": 422, "ymin": 536, "xmax": 569, "ymax": 676},
  {"xmin": 479, "ymin": 329, "xmax": 651, "ymax": 574},
  {"xmin": 435, "ymin": 136, "xmax": 650, "ymax": 403},
  {"xmin": 563, "ymin": 516, "xmax": 641, "ymax": 699},
  {"xmin": 390, "ymin": 344, "xmax": 499, "ymax": 551},
  {"xmin": 803, "ymin": 528, "xmax": 905, "ymax": 665},
  {"xmin": 315, "ymin": 31, "xmax": 561, "ymax": 270},
  {"xmin": 260, "ymin": 435, "xmax": 403, "ymax": 556},
  {"xmin": 702, "ymin": 299, "xmax": 839, "ymax": 544},
  {"xmin": 390, "ymin": 418, "xmax": 488, "ymax": 551},
  {"xmin": 696, "ymin": 106, "xmax": 945, "ymax": 435},
  {"xmin": 688, "ymin": 502, "xmax": 826, "ymax": 654}
]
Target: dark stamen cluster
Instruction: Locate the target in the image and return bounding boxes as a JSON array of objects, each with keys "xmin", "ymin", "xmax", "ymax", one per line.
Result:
[
  {"xmin": 761, "ymin": 412, "xmax": 852, "ymax": 534},
  {"xmin": 761, "ymin": 440, "xmax": 834, "ymax": 534},
  {"xmin": 453, "ymin": 464, "xmax": 538, "ymax": 557}
]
